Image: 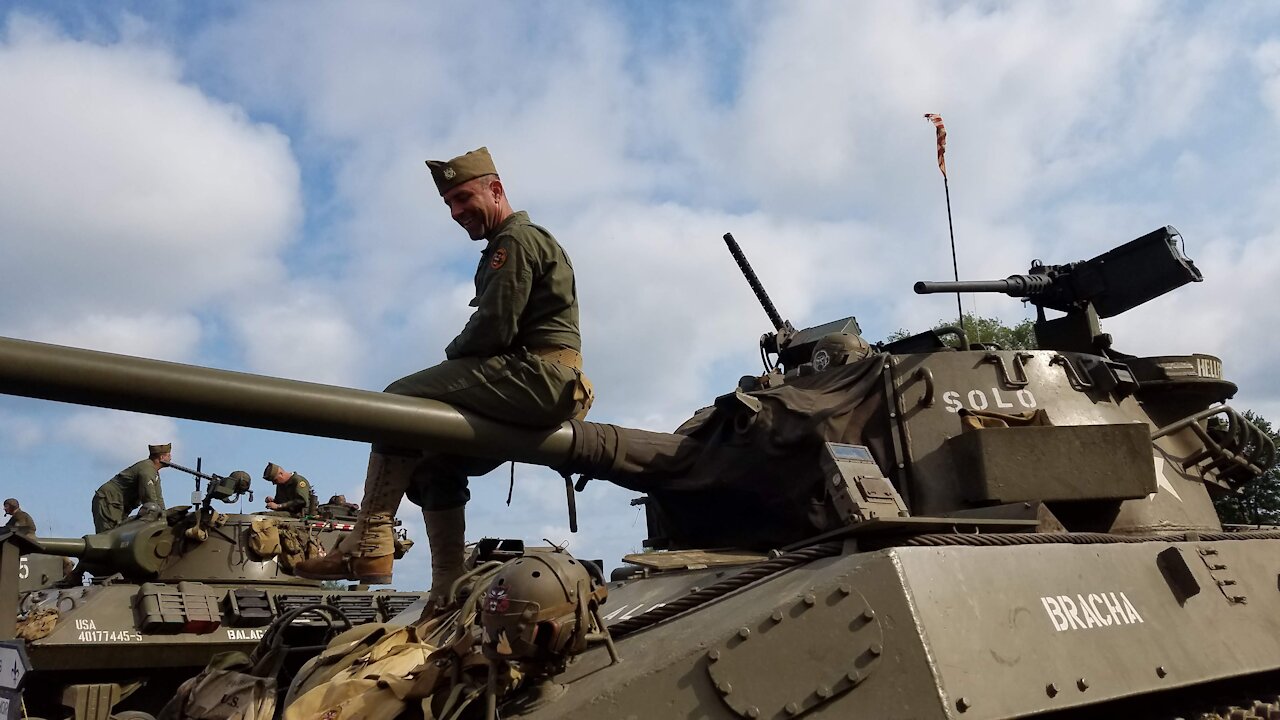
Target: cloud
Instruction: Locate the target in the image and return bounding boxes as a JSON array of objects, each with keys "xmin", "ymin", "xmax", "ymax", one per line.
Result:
[
  {"xmin": 26, "ymin": 311, "xmax": 202, "ymax": 362},
  {"xmin": 57, "ymin": 408, "xmax": 178, "ymax": 467},
  {"xmin": 230, "ymin": 287, "xmax": 361, "ymax": 384},
  {"xmin": 0, "ymin": 13, "xmax": 301, "ymax": 353},
  {"xmin": 1257, "ymin": 39, "xmax": 1280, "ymax": 122},
  {"xmin": 0, "ymin": 409, "xmax": 44, "ymax": 452}
]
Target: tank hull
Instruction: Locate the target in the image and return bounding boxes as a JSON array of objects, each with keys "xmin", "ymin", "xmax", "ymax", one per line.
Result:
[
  {"xmin": 19, "ymin": 579, "xmax": 428, "ymax": 720},
  {"xmin": 536, "ymin": 533, "xmax": 1280, "ymax": 719}
]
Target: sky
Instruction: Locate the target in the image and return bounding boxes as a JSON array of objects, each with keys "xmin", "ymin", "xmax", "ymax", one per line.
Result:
[{"xmin": 1, "ymin": 1, "xmax": 1279, "ymax": 585}]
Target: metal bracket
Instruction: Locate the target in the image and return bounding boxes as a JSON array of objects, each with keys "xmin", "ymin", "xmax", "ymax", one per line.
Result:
[
  {"xmin": 883, "ymin": 359, "xmax": 911, "ymax": 509},
  {"xmin": 1049, "ymin": 354, "xmax": 1095, "ymax": 391},
  {"xmin": 1152, "ymin": 405, "xmax": 1274, "ymax": 487},
  {"xmin": 1197, "ymin": 546, "xmax": 1246, "ymax": 605},
  {"xmin": 984, "ymin": 352, "xmax": 1033, "ymax": 388},
  {"xmin": 914, "ymin": 366, "xmax": 936, "ymax": 408}
]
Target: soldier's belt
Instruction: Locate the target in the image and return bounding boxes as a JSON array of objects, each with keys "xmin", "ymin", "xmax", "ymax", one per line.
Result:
[{"xmin": 529, "ymin": 346, "xmax": 583, "ymax": 371}]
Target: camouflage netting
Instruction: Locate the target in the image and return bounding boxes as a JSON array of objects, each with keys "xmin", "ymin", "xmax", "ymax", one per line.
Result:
[
  {"xmin": 562, "ymin": 354, "xmax": 894, "ymax": 549},
  {"xmin": 17, "ymin": 607, "xmax": 58, "ymax": 641}
]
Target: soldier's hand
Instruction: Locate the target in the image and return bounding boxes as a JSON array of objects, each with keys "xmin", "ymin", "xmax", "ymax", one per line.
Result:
[
  {"xmin": 266, "ymin": 501, "xmax": 280, "ymax": 510},
  {"xmin": 265, "ymin": 495, "xmax": 274, "ymax": 503}
]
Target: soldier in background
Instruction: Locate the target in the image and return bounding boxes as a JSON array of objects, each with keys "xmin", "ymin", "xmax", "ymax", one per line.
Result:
[
  {"xmin": 3, "ymin": 498, "xmax": 35, "ymax": 535},
  {"xmin": 92, "ymin": 443, "xmax": 170, "ymax": 532},
  {"xmin": 262, "ymin": 462, "xmax": 314, "ymax": 517},
  {"xmin": 316, "ymin": 494, "xmax": 359, "ymax": 521}
]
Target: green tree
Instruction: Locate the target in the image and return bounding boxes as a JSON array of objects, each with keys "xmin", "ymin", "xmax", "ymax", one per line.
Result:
[
  {"xmin": 1213, "ymin": 411, "xmax": 1280, "ymax": 525},
  {"xmin": 885, "ymin": 312, "xmax": 1037, "ymax": 350}
]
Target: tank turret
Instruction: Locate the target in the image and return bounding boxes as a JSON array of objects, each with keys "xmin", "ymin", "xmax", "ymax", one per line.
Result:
[{"xmin": 26, "ymin": 512, "xmax": 345, "ymax": 585}]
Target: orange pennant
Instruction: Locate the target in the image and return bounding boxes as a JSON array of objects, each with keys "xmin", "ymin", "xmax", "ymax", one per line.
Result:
[{"xmin": 924, "ymin": 113, "xmax": 947, "ymax": 178}]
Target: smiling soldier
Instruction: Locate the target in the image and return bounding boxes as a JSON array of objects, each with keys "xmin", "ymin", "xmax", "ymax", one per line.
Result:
[{"xmin": 294, "ymin": 147, "xmax": 593, "ymax": 610}]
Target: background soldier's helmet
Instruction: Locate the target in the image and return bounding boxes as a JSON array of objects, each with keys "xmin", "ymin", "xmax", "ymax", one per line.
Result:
[
  {"xmin": 480, "ymin": 551, "xmax": 608, "ymax": 664},
  {"xmin": 811, "ymin": 332, "xmax": 872, "ymax": 372}
]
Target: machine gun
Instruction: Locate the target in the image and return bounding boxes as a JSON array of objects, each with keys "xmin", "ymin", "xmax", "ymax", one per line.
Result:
[
  {"xmin": 162, "ymin": 459, "xmax": 254, "ymax": 507},
  {"xmin": 915, "ymin": 225, "xmax": 1203, "ymax": 353},
  {"xmin": 161, "ymin": 461, "xmax": 255, "ymax": 540},
  {"xmin": 723, "ymin": 232, "xmax": 863, "ymax": 371}
]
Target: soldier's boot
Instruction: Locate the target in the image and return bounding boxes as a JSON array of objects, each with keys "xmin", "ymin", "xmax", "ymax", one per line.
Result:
[
  {"xmin": 292, "ymin": 452, "xmax": 415, "ymax": 584},
  {"xmin": 423, "ymin": 506, "xmax": 467, "ymax": 612}
]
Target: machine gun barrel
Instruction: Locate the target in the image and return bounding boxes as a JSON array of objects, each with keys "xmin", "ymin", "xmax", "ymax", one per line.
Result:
[
  {"xmin": 723, "ymin": 233, "xmax": 787, "ymax": 331},
  {"xmin": 914, "ymin": 275, "xmax": 1053, "ymax": 297},
  {"xmin": 0, "ymin": 336, "xmax": 576, "ymax": 466},
  {"xmin": 161, "ymin": 460, "xmax": 220, "ymax": 483}
]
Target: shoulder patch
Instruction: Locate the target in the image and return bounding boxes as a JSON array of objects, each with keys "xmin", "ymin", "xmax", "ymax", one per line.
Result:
[
  {"xmin": 297, "ymin": 480, "xmax": 308, "ymax": 488},
  {"xmin": 489, "ymin": 247, "xmax": 508, "ymax": 270}
]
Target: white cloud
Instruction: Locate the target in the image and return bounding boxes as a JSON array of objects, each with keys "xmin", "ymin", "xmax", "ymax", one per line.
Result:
[
  {"xmin": 713, "ymin": 1, "xmax": 1234, "ymax": 225},
  {"xmin": 0, "ymin": 410, "xmax": 44, "ymax": 451},
  {"xmin": 25, "ymin": 311, "xmax": 202, "ymax": 362},
  {"xmin": 0, "ymin": 13, "xmax": 301, "ymax": 339},
  {"xmin": 58, "ymin": 408, "xmax": 178, "ymax": 467},
  {"xmin": 230, "ymin": 287, "xmax": 361, "ymax": 384},
  {"xmin": 1256, "ymin": 39, "xmax": 1280, "ymax": 121}
]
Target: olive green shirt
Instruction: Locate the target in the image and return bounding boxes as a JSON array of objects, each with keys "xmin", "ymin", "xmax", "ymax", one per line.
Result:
[
  {"xmin": 102, "ymin": 459, "xmax": 165, "ymax": 511},
  {"xmin": 273, "ymin": 473, "xmax": 313, "ymax": 517},
  {"xmin": 445, "ymin": 211, "xmax": 581, "ymax": 359},
  {"xmin": 4, "ymin": 509, "xmax": 35, "ymax": 535}
]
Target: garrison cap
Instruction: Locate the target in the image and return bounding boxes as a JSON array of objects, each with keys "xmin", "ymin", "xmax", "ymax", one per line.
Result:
[
  {"xmin": 149, "ymin": 443, "xmax": 172, "ymax": 455},
  {"xmin": 263, "ymin": 462, "xmax": 282, "ymax": 482},
  {"xmin": 426, "ymin": 147, "xmax": 497, "ymax": 195}
]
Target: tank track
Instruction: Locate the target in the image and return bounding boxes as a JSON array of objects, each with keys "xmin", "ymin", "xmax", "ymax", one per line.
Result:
[{"xmin": 1181, "ymin": 698, "xmax": 1280, "ymax": 720}]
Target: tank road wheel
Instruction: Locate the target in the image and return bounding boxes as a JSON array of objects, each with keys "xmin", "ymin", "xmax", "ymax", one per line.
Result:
[{"xmin": 111, "ymin": 712, "xmax": 157, "ymax": 720}]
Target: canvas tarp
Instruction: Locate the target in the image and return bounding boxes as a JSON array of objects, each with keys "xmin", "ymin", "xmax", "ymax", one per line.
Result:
[{"xmin": 560, "ymin": 354, "xmax": 894, "ymax": 548}]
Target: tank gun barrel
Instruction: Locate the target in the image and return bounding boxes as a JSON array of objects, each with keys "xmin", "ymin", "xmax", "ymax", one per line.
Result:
[
  {"xmin": 0, "ymin": 336, "xmax": 576, "ymax": 466},
  {"xmin": 914, "ymin": 275, "xmax": 1053, "ymax": 297},
  {"xmin": 30, "ymin": 537, "xmax": 89, "ymax": 558}
]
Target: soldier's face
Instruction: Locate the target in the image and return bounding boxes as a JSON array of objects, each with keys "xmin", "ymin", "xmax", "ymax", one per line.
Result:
[
  {"xmin": 443, "ymin": 176, "xmax": 503, "ymax": 240},
  {"xmin": 2, "ymin": 502, "xmax": 13, "ymax": 515}
]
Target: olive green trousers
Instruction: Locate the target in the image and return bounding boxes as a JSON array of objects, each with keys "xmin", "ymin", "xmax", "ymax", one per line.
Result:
[
  {"xmin": 90, "ymin": 487, "xmax": 128, "ymax": 533},
  {"xmin": 379, "ymin": 350, "xmax": 587, "ymax": 510}
]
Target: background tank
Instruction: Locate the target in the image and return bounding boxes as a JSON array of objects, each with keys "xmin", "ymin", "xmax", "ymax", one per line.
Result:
[
  {"xmin": 1, "ymin": 226, "xmax": 1278, "ymax": 718},
  {"xmin": 5, "ymin": 471, "xmax": 424, "ymax": 720},
  {"xmin": 18, "ymin": 554, "xmax": 71, "ymax": 593}
]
